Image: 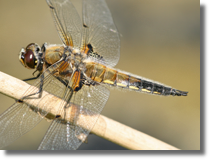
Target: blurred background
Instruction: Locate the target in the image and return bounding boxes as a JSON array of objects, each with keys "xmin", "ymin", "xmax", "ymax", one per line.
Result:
[{"xmin": 0, "ymin": 0, "xmax": 199, "ymax": 150}]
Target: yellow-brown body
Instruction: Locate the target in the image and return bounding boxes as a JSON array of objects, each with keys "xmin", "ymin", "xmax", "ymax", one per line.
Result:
[{"xmin": 84, "ymin": 61, "xmax": 177, "ymax": 95}]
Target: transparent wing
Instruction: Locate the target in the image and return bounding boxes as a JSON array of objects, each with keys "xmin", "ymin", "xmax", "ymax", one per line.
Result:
[
  {"xmin": 0, "ymin": 102, "xmax": 42, "ymax": 149},
  {"xmin": 82, "ymin": 0, "xmax": 120, "ymax": 67},
  {"xmin": 38, "ymin": 81, "xmax": 110, "ymax": 150},
  {"xmin": 0, "ymin": 60, "xmax": 70, "ymax": 149},
  {"xmin": 46, "ymin": 0, "xmax": 83, "ymax": 48}
]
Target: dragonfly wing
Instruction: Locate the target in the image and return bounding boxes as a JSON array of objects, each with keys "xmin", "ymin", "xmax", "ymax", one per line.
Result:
[
  {"xmin": 38, "ymin": 82, "xmax": 110, "ymax": 150},
  {"xmin": 0, "ymin": 102, "xmax": 42, "ymax": 149},
  {"xmin": 46, "ymin": 0, "xmax": 82, "ymax": 48},
  {"xmin": 82, "ymin": 0, "xmax": 120, "ymax": 67},
  {"xmin": 0, "ymin": 60, "xmax": 71, "ymax": 149}
]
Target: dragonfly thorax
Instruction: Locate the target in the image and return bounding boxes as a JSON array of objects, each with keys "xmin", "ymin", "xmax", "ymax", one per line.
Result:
[{"xmin": 69, "ymin": 48, "xmax": 87, "ymax": 70}]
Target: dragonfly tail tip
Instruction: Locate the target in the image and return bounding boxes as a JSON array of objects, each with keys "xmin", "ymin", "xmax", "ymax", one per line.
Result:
[{"xmin": 175, "ymin": 90, "xmax": 188, "ymax": 96}]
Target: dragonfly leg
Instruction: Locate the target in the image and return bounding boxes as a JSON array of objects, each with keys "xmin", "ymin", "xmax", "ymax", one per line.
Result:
[
  {"xmin": 18, "ymin": 73, "xmax": 45, "ymax": 102},
  {"xmin": 23, "ymin": 72, "xmax": 41, "ymax": 82}
]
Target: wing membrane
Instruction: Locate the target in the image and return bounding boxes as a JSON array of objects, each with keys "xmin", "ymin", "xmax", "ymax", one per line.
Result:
[
  {"xmin": 0, "ymin": 59, "xmax": 74, "ymax": 149},
  {"xmin": 46, "ymin": 0, "xmax": 82, "ymax": 48},
  {"xmin": 38, "ymin": 82, "xmax": 110, "ymax": 150},
  {"xmin": 0, "ymin": 102, "xmax": 42, "ymax": 149},
  {"xmin": 82, "ymin": 0, "xmax": 120, "ymax": 67},
  {"xmin": 1, "ymin": 0, "xmax": 114, "ymax": 150}
]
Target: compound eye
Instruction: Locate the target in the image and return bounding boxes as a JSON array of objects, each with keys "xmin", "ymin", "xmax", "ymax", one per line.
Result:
[{"xmin": 24, "ymin": 49, "xmax": 36, "ymax": 69}]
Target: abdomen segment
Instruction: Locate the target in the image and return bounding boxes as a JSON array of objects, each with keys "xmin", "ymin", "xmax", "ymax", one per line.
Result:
[{"xmin": 84, "ymin": 62, "xmax": 188, "ymax": 96}]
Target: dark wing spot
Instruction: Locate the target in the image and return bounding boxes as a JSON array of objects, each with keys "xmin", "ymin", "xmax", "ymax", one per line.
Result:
[
  {"xmin": 87, "ymin": 43, "xmax": 93, "ymax": 52},
  {"xmin": 83, "ymin": 24, "xmax": 88, "ymax": 28},
  {"xmin": 49, "ymin": 5, "xmax": 54, "ymax": 9},
  {"xmin": 55, "ymin": 115, "xmax": 61, "ymax": 118},
  {"xmin": 17, "ymin": 99, "xmax": 23, "ymax": 103}
]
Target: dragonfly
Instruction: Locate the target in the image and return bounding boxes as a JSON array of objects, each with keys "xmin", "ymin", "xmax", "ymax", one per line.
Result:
[{"xmin": 0, "ymin": 0, "xmax": 188, "ymax": 150}]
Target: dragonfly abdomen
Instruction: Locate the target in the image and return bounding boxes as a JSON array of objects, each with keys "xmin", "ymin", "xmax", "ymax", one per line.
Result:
[
  {"xmin": 84, "ymin": 62, "xmax": 187, "ymax": 96},
  {"xmin": 116, "ymin": 71, "xmax": 188, "ymax": 96}
]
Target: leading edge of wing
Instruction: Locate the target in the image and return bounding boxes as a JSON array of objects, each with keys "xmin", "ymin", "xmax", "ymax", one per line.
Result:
[
  {"xmin": 46, "ymin": 0, "xmax": 83, "ymax": 49},
  {"xmin": 46, "ymin": 0, "xmax": 121, "ymax": 67}
]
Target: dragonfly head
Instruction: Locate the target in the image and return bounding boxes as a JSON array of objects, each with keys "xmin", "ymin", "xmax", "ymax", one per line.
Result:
[{"xmin": 19, "ymin": 43, "xmax": 41, "ymax": 69}]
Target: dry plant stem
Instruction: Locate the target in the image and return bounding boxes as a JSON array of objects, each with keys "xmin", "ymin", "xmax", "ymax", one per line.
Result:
[{"xmin": 0, "ymin": 71, "xmax": 179, "ymax": 150}]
